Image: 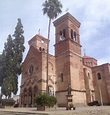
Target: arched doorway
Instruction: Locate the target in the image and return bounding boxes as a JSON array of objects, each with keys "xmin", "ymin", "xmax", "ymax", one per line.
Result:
[
  {"xmin": 28, "ymin": 87, "xmax": 32, "ymax": 107},
  {"xmin": 33, "ymin": 86, "xmax": 38, "ymax": 107},
  {"xmin": 23, "ymin": 88, "xmax": 27, "ymax": 107}
]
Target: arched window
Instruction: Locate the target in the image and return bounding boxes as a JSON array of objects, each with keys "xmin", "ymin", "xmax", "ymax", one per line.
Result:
[
  {"xmin": 60, "ymin": 31, "xmax": 63, "ymax": 40},
  {"xmin": 42, "ymin": 48, "xmax": 45, "ymax": 51},
  {"xmin": 63, "ymin": 29, "xmax": 66, "ymax": 38},
  {"xmin": 74, "ymin": 31, "xmax": 76, "ymax": 41},
  {"xmin": 39, "ymin": 47, "xmax": 42, "ymax": 51},
  {"xmin": 61, "ymin": 73, "xmax": 63, "ymax": 82},
  {"xmin": 87, "ymin": 72, "xmax": 90, "ymax": 79},
  {"xmin": 71, "ymin": 29, "xmax": 74, "ymax": 40},
  {"xmin": 71, "ymin": 29, "xmax": 77, "ymax": 41},
  {"xmin": 97, "ymin": 73, "xmax": 101, "ymax": 80},
  {"xmin": 60, "ymin": 31, "xmax": 62, "ymax": 36},
  {"xmin": 60, "ymin": 30, "xmax": 65, "ymax": 41}
]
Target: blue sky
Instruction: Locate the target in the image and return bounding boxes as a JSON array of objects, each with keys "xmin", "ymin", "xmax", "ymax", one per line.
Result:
[{"xmin": 0, "ymin": 0, "xmax": 110, "ymax": 94}]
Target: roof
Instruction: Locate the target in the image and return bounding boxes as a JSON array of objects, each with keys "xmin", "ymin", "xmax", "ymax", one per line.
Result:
[
  {"xmin": 83, "ymin": 55, "xmax": 97, "ymax": 61},
  {"xmin": 28, "ymin": 34, "xmax": 49, "ymax": 46},
  {"xmin": 83, "ymin": 55, "xmax": 92, "ymax": 59},
  {"xmin": 53, "ymin": 12, "xmax": 81, "ymax": 28}
]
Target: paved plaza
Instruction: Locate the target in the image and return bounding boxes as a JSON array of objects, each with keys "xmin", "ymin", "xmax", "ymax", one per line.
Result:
[{"xmin": 0, "ymin": 106, "xmax": 110, "ymax": 115}]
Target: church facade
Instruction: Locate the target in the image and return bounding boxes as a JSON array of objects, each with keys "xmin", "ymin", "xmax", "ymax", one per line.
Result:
[{"xmin": 19, "ymin": 13, "xmax": 110, "ymax": 107}]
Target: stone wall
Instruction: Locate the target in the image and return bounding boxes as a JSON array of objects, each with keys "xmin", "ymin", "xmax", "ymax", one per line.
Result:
[{"xmin": 92, "ymin": 63, "xmax": 110, "ymax": 105}]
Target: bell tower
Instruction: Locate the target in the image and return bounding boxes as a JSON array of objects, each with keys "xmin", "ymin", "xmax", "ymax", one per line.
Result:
[
  {"xmin": 53, "ymin": 13, "xmax": 85, "ymax": 106},
  {"xmin": 55, "ymin": 13, "xmax": 81, "ymax": 41},
  {"xmin": 54, "ymin": 12, "xmax": 82, "ymax": 57}
]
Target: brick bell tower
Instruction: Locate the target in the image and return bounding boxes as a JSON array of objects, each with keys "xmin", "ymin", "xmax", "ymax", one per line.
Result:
[{"xmin": 53, "ymin": 13, "xmax": 86, "ymax": 106}]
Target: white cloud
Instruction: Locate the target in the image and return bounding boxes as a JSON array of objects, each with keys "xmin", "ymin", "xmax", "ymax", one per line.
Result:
[
  {"xmin": 1, "ymin": 0, "xmax": 110, "ymax": 95},
  {"xmin": 0, "ymin": 0, "xmax": 110, "ymax": 64}
]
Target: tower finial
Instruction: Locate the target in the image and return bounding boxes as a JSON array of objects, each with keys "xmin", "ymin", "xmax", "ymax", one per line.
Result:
[
  {"xmin": 83, "ymin": 48, "xmax": 86, "ymax": 56},
  {"xmin": 38, "ymin": 29, "xmax": 40, "ymax": 35},
  {"xmin": 65, "ymin": 8, "xmax": 69, "ymax": 13}
]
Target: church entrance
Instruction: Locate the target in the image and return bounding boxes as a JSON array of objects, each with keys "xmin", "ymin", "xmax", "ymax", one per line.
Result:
[{"xmin": 20, "ymin": 86, "xmax": 38, "ymax": 107}]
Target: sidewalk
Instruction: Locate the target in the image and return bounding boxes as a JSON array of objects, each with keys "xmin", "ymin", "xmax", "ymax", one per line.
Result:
[{"xmin": 0, "ymin": 106, "xmax": 110, "ymax": 115}]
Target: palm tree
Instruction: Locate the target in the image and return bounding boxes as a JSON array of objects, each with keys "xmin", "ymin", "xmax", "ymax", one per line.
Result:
[{"xmin": 42, "ymin": 0, "xmax": 62, "ymax": 94}]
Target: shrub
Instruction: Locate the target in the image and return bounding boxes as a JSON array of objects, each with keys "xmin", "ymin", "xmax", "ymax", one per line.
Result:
[
  {"xmin": 48, "ymin": 96, "xmax": 57, "ymax": 107},
  {"xmin": 35, "ymin": 93, "xmax": 57, "ymax": 107},
  {"xmin": 0, "ymin": 99, "xmax": 15, "ymax": 106}
]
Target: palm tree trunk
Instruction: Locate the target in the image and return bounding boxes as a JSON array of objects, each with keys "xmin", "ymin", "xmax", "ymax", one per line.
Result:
[{"xmin": 46, "ymin": 18, "xmax": 51, "ymax": 94}]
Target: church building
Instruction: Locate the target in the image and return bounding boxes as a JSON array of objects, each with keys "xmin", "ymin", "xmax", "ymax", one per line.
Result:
[{"xmin": 19, "ymin": 13, "xmax": 110, "ymax": 107}]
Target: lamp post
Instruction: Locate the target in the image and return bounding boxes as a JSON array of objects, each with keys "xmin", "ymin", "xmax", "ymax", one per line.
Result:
[{"xmin": 50, "ymin": 75, "xmax": 56, "ymax": 96}]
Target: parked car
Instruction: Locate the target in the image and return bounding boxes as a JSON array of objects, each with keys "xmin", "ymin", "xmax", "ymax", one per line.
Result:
[{"xmin": 88, "ymin": 101, "xmax": 100, "ymax": 106}]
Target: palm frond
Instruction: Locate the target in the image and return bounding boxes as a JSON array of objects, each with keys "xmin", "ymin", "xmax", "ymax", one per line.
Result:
[{"xmin": 42, "ymin": 0, "xmax": 62, "ymax": 19}]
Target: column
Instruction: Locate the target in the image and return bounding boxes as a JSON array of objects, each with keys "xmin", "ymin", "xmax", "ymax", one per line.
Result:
[
  {"xmin": 27, "ymin": 92, "xmax": 29, "ymax": 107},
  {"xmin": 32, "ymin": 90, "xmax": 35, "ymax": 107}
]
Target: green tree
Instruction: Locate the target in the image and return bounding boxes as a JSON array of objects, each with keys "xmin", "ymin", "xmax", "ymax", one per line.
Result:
[
  {"xmin": 1, "ymin": 76, "xmax": 18, "ymax": 98},
  {"xmin": 42, "ymin": 0, "xmax": 62, "ymax": 93},
  {"xmin": 1, "ymin": 34, "xmax": 17, "ymax": 98},
  {"xmin": 13, "ymin": 18, "xmax": 25, "ymax": 75},
  {"xmin": 2, "ymin": 77, "xmax": 12, "ymax": 98},
  {"xmin": 0, "ymin": 35, "xmax": 14, "ymax": 86},
  {"xmin": 0, "ymin": 54, "xmax": 3, "ymax": 86},
  {"xmin": 0, "ymin": 53, "xmax": 5, "ymax": 86},
  {"xmin": 0, "ymin": 18, "xmax": 25, "ymax": 98}
]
